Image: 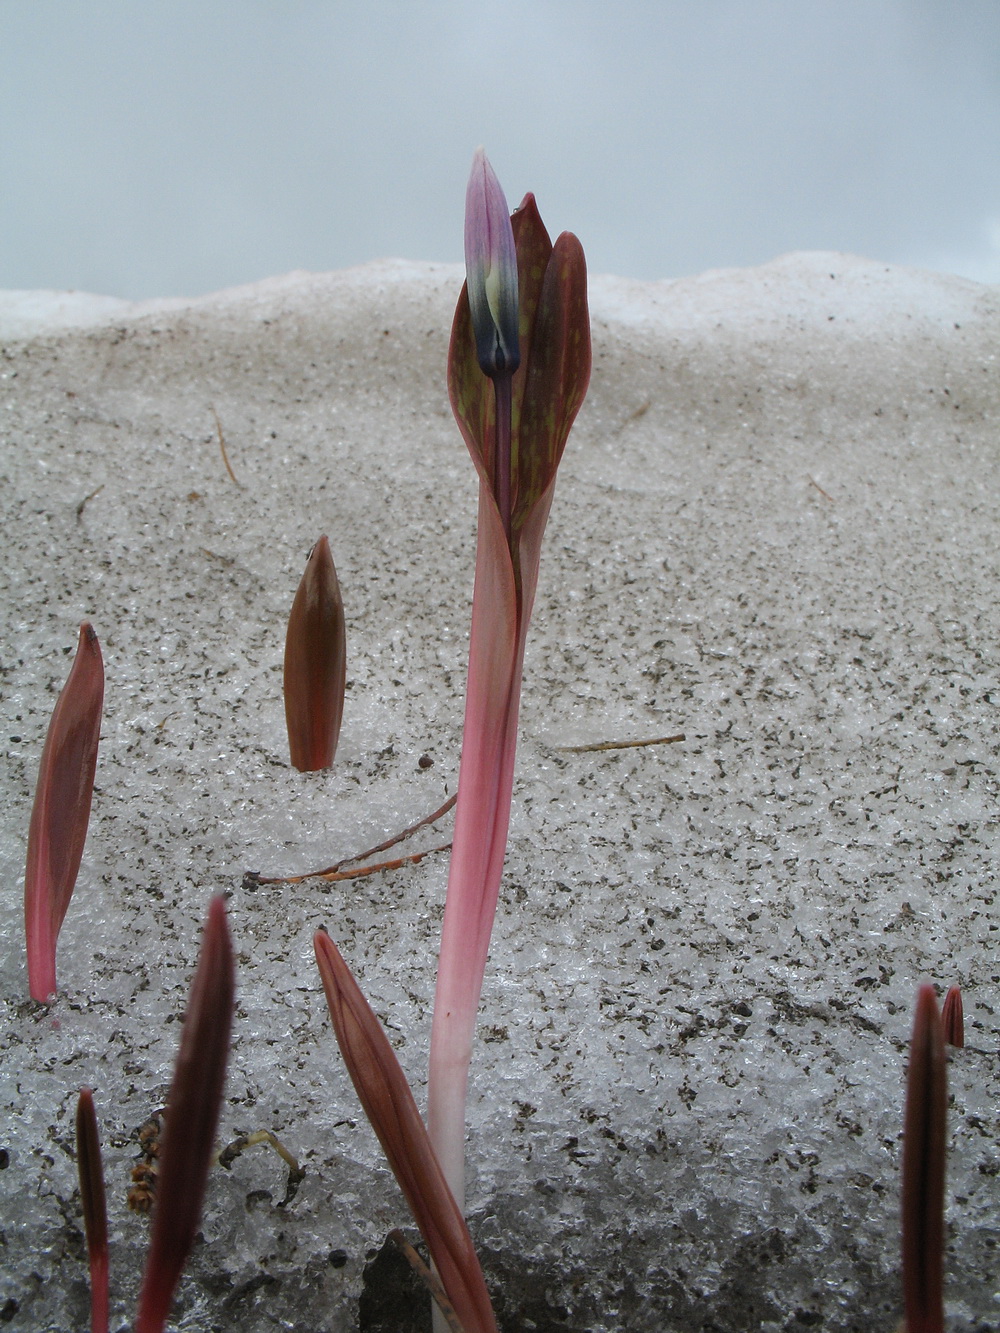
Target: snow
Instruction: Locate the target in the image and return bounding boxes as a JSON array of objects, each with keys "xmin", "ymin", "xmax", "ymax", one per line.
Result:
[{"xmin": 0, "ymin": 253, "xmax": 998, "ymax": 1331}]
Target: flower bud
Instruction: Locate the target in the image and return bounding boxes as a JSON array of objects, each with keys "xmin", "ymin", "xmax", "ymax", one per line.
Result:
[{"xmin": 464, "ymin": 148, "xmax": 520, "ymax": 378}]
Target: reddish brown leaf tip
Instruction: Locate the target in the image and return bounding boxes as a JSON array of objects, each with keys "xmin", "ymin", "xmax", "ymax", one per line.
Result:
[
  {"xmin": 941, "ymin": 985, "xmax": 964, "ymax": 1049},
  {"xmin": 284, "ymin": 536, "xmax": 347, "ymax": 771},
  {"xmin": 314, "ymin": 931, "xmax": 497, "ymax": 1333},
  {"xmin": 76, "ymin": 1087, "xmax": 109, "ymax": 1333},
  {"xmin": 24, "ymin": 621, "xmax": 105, "ymax": 1002},
  {"xmin": 901, "ymin": 984, "xmax": 946, "ymax": 1333},
  {"xmin": 135, "ymin": 897, "xmax": 235, "ymax": 1333}
]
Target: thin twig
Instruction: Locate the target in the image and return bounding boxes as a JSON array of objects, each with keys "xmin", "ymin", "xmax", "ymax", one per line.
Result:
[
  {"xmin": 807, "ymin": 475, "xmax": 835, "ymax": 502},
  {"xmin": 211, "ymin": 405, "xmax": 242, "ymax": 486},
  {"xmin": 75, "ymin": 484, "xmax": 105, "ymax": 519},
  {"xmin": 247, "ymin": 793, "xmax": 457, "ymax": 885},
  {"xmin": 388, "ymin": 1230, "xmax": 466, "ymax": 1333},
  {"xmin": 335, "ymin": 792, "xmax": 457, "ymax": 869},
  {"xmin": 253, "ymin": 842, "xmax": 452, "ymax": 887},
  {"xmin": 616, "ymin": 398, "xmax": 651, "ymax": 432},
  {"xmin": 557, "ymin": 733, "xmax": 685, "ymax": 753}
]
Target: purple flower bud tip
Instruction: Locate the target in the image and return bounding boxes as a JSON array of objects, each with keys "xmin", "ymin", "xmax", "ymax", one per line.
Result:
[{"xmin": 464, "ymin": 148, "xmax": 520, "ymax": 379}]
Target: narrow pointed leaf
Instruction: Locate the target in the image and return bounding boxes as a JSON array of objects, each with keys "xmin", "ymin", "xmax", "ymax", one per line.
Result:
[
  {"xmin": 284, "ymin": 535, "xmax": 346, "ymax": 771},
  {"xmin": 76, "ymin": 1088, "xmax": 109, "ymax": 1333},
  {"xmin": 901, "ymin": 983, "xmax": 946, "ymax": 1333},
  {"xmin": 514, "ymin": 232, "xmax": 591, "ymax": 535},
  {"xmin": 24, "ymin": 621, "xmax": 104, "ymax": 1002},
  {"xmin": 314, "ymin": 931, "xmax": 497, "ymax": 1333},
  {"xmin": 508, "ymin": 193, "xmax": 553, "ymax": 443},
  {"xmin": 941, "ymin": 985, "xmax": 964, "ymax": 1048},
  {"xmin": 135, "ymin": 897, "xmax": 235, "ymax": 1333}
]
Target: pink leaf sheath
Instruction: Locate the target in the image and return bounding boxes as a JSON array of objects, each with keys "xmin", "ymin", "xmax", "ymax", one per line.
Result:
[
  {"xmin": 76, "ymin": 1088, "xmax": 109, "ymax": 1333},
  {"xmin": 426, "ymin": 485, "xmax": 520, "ymax": 1201},
  {"xmin": 901, "ymin": 984, "xmax": 946, "ymax": 1333},
  {"xmin": 24, "ymin": 622, "xmax": 104, "ymax": 1002},
  {"xmin": 315, "ymin": 931, "xmax": 497, "ymax": 1333},
  {"xmin": 941, "ymin": 985, "xmax": 964, "ymax": 1049},
  {"xmin": 284, "ymin": 535, "xmax": 347, "ymax": 771},
  {"xmin": 135, "ymin": 897, "xmax": 235, "ymax": 1333}
]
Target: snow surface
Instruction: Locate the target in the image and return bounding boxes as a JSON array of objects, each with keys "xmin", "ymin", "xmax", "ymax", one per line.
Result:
[{"xmin": 0, "ymin": 253, "xmax": 998, "ymax": 1332}]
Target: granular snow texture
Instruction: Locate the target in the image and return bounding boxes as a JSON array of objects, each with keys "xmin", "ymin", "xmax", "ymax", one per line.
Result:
[{"xmin": 0, "ymin": 253, "xmax": 998, "ymax": 1331}]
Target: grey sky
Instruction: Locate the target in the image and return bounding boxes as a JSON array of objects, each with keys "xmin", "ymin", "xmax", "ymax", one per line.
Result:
[{"xmin": 2, "ymin": 0, "xmax": 999, "ymax": 299}]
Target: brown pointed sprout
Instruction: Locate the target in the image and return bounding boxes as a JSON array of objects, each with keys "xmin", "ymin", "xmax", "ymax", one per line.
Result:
[
  {"xmin": 941, "ymin": 985, "xmax": 964, "ymax": 1049},
  {"xmin": 283, "ymin": 535, "xmax": 346, "ymax": 771}
]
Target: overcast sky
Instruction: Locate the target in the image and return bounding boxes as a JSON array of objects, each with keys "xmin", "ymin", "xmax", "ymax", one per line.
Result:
[{"xmin": 2, "ymin": 0, "xmax": 999, "ymax": 300}]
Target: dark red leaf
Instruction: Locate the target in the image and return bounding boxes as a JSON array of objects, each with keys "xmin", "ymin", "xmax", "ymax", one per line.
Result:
[
  {"xmin": 24, "ymin": 622, "xmax": 104, "ymax": 1002},
  {"xmin": 508, "ymin": 193, "xmax": 553, "ymax": 437},
  {"xmin": 315, "ymin": 930, "xmax": 497, "ymax": 1333},
  {"xmin": 941, "ymin": 985, "xmax": 964, "ymax": 1049},
  {"xmin": 901, "ymin": 983, "xmax": 946, "ymax": 1333},
  {"xmin": 135, "ymin": 897, "xmax": 235, "ymax": 1333},
  {"xmin": 514, "ymin": 231, "xmax": 591, "ymax": 536},
  {"xmin": 76, "ymin": 1088, "xmax": 109, "ymax": 1333}
]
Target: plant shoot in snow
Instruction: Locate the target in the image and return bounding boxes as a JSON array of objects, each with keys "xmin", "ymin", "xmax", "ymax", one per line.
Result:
[
  {"xmin": 315, "ymin": 930, "xmax": 497, "ymax": 1333},
  {"xmin": 941, "ymin": 983, "xmax": 964, "ymax": 1048},
  {"xmin": 427, "ymin": 149, "xmax": 592, "ymax": 1205},
  {"xmin": 75, "ymin": 1088, "xmax": 109, "ymax": 1333},
  {"xmin": 136, "ymin": 896, "xmax": 235, "ymax": 1333},
  {"xmin": 24, "ymin": 621, "xmax": 104, "ymax": 1002},
  {"xmin": 901, "ymin": 984, "xmax": 946, "ymax": 1333},
  {"xmin": 284, "ymin": 534, "xmax": 347, "ymax": 772}
]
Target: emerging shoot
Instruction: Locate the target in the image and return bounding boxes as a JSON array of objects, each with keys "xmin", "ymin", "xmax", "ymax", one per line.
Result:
[
  {"xmin": 284, "ymin": 535, "xmax": 347, "ymax": 771},
  {"xmin": 429, "ymin": 153, "xmax": 591, "ymax": 1206},
  {"xmin": 315, "ymin": 930, "xmax": 497, "ymax": 1333},
  {"xmin": 135, "ymin": 897, "xmax": 236, "ymax": 1333},
  {"xmin": 901, "ymin": 983, "xmax": 946, "ymax": 1333},
  {"xmin": 76, "ymin": 1088, "xmax": 109, "ymax": 1333},
  {"xmin": 941, "ymin": 985, "xmax": 964, "ymax": 1049},
  {"xmin": 24, "ymin": 622, "xmax": 104, "ymax": 1002}
]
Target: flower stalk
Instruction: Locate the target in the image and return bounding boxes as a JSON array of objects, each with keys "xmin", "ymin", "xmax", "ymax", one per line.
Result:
[{"xmin": 284, "ymin": 535, "xmax": 347, "ymax": 771}]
